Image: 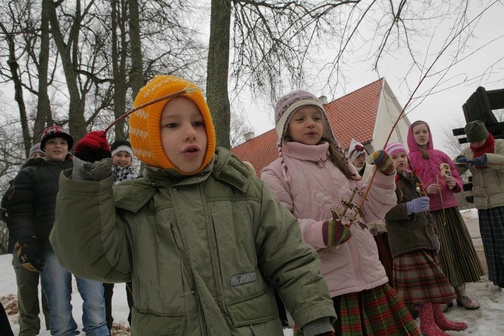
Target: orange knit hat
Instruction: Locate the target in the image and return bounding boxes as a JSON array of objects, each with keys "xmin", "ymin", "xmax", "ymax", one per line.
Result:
[{"xmin": 129, "ymin": 75, "xmax": 216, "ymax": 174}]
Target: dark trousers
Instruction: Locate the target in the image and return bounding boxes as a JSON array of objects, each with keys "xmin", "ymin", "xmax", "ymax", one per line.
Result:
[
  {"xmin": 104, "ymin": 282, "xmax": 134, "ymax": 331},
  {"xmin": 0, "ymin": 303, "xmax": 14, "ymax": 336},
  {"xmin": 275, "ymin": 290, "xmax": 289, "ymax": 327}
]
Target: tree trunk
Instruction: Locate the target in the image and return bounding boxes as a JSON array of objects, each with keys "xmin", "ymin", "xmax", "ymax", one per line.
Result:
[
  {"xmin": 111, "ymin": 0, "xmax": 128, "ymax": 140},
  {"xmin": 47, "ymin": 0, "xmax": 87, "ymax": 141},
  {"xmin": 206, "ymin": 0, "xmax": 232, "ymax": 149},
  {"xmin": 35, "ymin": 0, "xmax": 54, "ymax": 141},
  {"xmin": 128, "ymin": 0, "xmax": 144, "ymax": 99},
  {"xmin": 0, "ymin": 22, "xmax": 30, "ymax": 156}
]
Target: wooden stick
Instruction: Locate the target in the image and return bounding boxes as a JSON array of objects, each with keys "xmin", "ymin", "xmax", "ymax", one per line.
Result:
[
  {"xmin": 104, "ymin": 86, "xmax": 197, "ymax": 133},
  {"xmin": 436, "ymin": 175, "xmax": 447, "ymax": 225}
]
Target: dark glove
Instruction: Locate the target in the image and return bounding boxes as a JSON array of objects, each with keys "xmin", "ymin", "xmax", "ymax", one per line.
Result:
[
  {"xmin": 73, "ymin": 130, "xmax": 111, "ymax": 162},
  {"xmin": 371, "ymin": 150, "xmax": 395, "ymax": 176},
  {"xmin": 14, "ymin": 236, "xmax": 44, "ymax": 272},
  {"xmin": 406, "ymin": 196, "xmax": 430, "ymax": 215},
  {"xmin": 456, "ymin": 156, "xmax": 470, "ymax": 168},
  {"xmin": 473, "ymin": 155, "xmax": 487, "ymax": 167},
  {"xmin": 322, "ymin": 211, "xmax": 351, "ymax": 247}
]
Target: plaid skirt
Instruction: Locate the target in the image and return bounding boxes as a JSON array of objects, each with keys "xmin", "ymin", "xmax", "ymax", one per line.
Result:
[
  {"xmin": 294, "ymin": 284, "xmax": 420, "ymax": 335},
  {"xmin": 478, "ymin": 208, "xmax": 504, "ymax": 286},
  {"xmin": 393, "ymin": 249, "xmax": 455, "ymax": 305},
  {"xmin": 431, "ymin": 207, "xmax": 484, "ymax": 287}
]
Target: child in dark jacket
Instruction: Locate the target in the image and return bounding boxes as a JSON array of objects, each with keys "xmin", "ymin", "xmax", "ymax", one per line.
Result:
[{"xmin": 384, "ymin": 142, "xmax": 467, "ymax": 336}]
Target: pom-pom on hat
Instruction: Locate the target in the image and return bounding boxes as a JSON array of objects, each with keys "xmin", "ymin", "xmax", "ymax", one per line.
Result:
[
  {"xmin": 464, "ymin": 120, "xmax": 489, "ymax": 142},
  {"xmin": 347, "ymin": 138, "xmax": 367, "ymax": 163},
  {"xmin": 29, "ymin": 143, "xmax": 46, "ymax": 158},
  {"xmin": 129, "ymin": 75, "xmax": 216, "ymax": 174},
  {"xmin": 111, "ymin": 139, "xmax": 134, "ymax": 158},
  {"xmin": 385, "ymin": 142, "xmax": 408, "ymax": 157},
  {"xmin": 40, "ymin": 126, "xmax": 74, "ymax": 151}
]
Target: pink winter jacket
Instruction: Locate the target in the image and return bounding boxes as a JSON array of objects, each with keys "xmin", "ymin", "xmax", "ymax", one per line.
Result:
[
  {"xmin": 261, "ymin": 141, "xmax": 397, "ymax": 297},
  {"xmin": 407, "ymin": 125, "xmax": 463, "ymax": 211}
]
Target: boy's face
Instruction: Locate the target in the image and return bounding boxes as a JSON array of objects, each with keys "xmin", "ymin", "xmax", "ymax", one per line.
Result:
[
  {"xmin": 160, "ymin": 97, "xmax": 208, "ymax": 174},
  {"xmin": 113, "ymin": 151, "xmax": 132, "ymax": 167},
  {"xmin": 44, "ymin": 137, "xmax": 68, "ymax": 161},
  {"xmin": 469, "ymin": 139, "xmax": 486, "ymax": 148},
  {"xmin": 286, "ymin": 106, "xmax": 324, "ymax": 145}
]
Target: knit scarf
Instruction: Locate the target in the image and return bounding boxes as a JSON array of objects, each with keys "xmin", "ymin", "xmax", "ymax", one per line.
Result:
[
  {"xmin": 470, "ymin": 133, "xmax": 495, "ymax": 158},
  {"xmin": 112, "ymin": 165, "xmax": 139, "ymax": 184}
]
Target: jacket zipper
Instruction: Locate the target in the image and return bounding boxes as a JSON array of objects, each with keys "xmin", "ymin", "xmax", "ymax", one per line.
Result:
[{"xmin": 319, "ymin": 158, "xmax": 366, "ymax": 289}]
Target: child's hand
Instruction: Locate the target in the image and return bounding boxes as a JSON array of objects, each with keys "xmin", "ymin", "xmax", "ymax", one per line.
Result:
[
  {"xmin": 473, "ymin": 155, "xmax": 487, "ymax": 168},
  {"xmin": 14, "ymin": 236, "xmax": 45, "ymax": 272},
  {"xmin": 73, "ymin": 131, "xmax": 111, "ymax": 162},
  {"xmin": 322, "ymin": 218, "xmax": 351, "ymax": 248},
  {"xmin": 406, "ymin": 196, "xmax": 430, "ymax": 214},
  {"xmin": 445, "ymin": 176, "xmax": 456, "ymax": 189},
  {"xmin": 371, "ymin": 150, "xmax": 395, "ymax": 176},
  {"xmin": 456, "ymin": 156, "xmax": 470, "ymax": 168},
  {"xmin": 425, "ymin": 183, "xmax": 441, "ymax": 194}
]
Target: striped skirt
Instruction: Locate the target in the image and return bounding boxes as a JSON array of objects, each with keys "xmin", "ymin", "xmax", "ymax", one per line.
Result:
[
  {"xmin": 393, "ymin": 249, "xmax": 456, "ymax": 304},
  {"xmin": 431, "ymin": 207, "xmax": 484, "ymax": 287},
  {"xmin": 478, "ymin": 208, "xmax": 504, "ymax": 286}
]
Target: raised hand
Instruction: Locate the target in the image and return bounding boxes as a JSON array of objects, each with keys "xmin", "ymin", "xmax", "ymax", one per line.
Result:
[
  {"xmin": 371, "ymin": 150, "xmax": 395, "ymax": 176},
  {"xmin": 73, "ymin": 130, "xmax": 111, "ymax": 162}
]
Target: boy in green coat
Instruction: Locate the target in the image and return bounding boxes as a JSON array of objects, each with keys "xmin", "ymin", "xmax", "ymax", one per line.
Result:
[{"xmin": 51, "ymin": 75, "xmax": 336, "ymax": 335}]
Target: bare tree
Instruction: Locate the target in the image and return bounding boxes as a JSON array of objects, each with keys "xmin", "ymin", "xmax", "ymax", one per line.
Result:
[{"xmin": 206, "ymin": 0, "xmax": 501, "ymax": 149}]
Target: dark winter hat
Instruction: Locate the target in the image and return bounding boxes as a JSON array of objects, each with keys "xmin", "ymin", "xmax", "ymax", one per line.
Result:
[
  {"xmin": 40, "ymin": 125, "xmax": 74, "ymax": 151},
  {"xmin": 464, "ymin": 120, "xmax": 489, "ymax": 142},
  {"xmin": 111, "ymin": 139, "xmax": 134, "ymax": 158},
  {"xmin": 29, "ymin": 142, "xmax": 46, "ymax": 158}
]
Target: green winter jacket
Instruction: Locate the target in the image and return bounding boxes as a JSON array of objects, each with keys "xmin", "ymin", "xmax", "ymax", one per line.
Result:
[{"xmin": 51, "ymin": 147, "xmax": 335, "ymax": 335}]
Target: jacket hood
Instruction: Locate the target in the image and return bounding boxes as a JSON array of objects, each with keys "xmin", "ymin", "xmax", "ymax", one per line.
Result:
[{"xmin": 407, "ymin": 121, "xmax": 434, "ymax": 152}]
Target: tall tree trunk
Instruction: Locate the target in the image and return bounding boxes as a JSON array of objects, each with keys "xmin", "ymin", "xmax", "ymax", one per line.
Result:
[
  {"xmin": 35, "ymin": 0, "xmax": 54, "ymax": 141},
  {"xmin": 206, "ymin": 0, "xmax": 232, "ymax": 149},
  {"xmin": 128, "ymin": 0, "xmax": 144, "ymax": 99},
  {"xmin": 111, "ymin": 0, "xmax": 128, "ymax": 140},
  {"xmin": 47, "ymin": 0, "xmax": 87, "ymax": 141}
]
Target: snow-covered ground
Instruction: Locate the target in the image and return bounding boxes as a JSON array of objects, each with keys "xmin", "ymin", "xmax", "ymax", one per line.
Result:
[{"xmin": 1, "ymin": 209, "xmax": 503, "ymax": 335}]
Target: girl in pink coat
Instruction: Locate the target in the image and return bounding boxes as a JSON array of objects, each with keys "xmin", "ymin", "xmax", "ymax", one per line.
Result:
[
  {"xmin": 262, "ymin": 90, "xmax": 419, "ymax": 335},
  {"xmin": 407, "ymin": 120, "xmax": 484, "ymax": 310}
]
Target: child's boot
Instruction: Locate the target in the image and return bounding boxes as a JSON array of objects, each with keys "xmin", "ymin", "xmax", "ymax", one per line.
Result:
[
  {"xmin": 455, "ymin": 284, "xmax": 480, "ymax": 310},
  {"xmin": 432, "ymin": 304, "xmax": 468, "ymax": 331},
  {"xmin": 418, "ymin": 303, "xmax": 449, "ymax": 336}
]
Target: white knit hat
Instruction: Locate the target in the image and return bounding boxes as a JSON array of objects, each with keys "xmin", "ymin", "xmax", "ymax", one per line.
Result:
[
  {"xmin": 347, "ymin": 138, "xmax": 367, "ymax": 164},
  {"xmin": 274, "ymin": 90, "xmax": 347, "ymax": 181}
]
